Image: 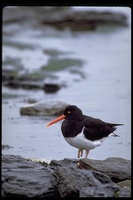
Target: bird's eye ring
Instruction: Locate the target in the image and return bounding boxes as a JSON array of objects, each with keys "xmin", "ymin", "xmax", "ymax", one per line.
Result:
[{"xmin": 67, "ymin": 111, "xmax": 71, "ymax": 114}]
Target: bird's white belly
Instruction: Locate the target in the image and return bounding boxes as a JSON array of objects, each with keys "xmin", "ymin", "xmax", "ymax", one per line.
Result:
[{"xmin": 64, "ymin": 132, "xmax": 101, "ymax": 150}]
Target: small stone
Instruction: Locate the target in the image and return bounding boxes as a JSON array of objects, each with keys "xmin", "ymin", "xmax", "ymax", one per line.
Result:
[
  {"xmin": 43, "ymin": 83, "xmax": 61, "ymax": 93},
  {"xmin": 20, "ymin": 101, "xmax": 69, "ymax": 116},
  {"xmin": 119, "ymin": 186, "xmax": 131, "ymax": 197}
]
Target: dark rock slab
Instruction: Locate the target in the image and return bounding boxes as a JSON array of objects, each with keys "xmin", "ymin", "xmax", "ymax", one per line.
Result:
[
  {"xmin": 4, "ymin": 7, "xmax": 128, "ymax": 31},
  {"xmin": 50, "ymin": 159, "xmax": 120, "ymax": 197},
  {"xmin": 78, "ymin": 157, "xmax": 131, "ymax": 182},
  {"xmin": 3, "ymin": 80, "xmax": 42, "ymax": 90},
  {"xmin": 2, "ymin": 144, "xmax": 14, "ymax": 150},
  {"xmin": 2, "ymin": 154, "xmax": 55, "ymax": 198},
  {"xmin": 50, "ymin": 158, "xmax": 131, "ymax": 197},
  {"xmin": 20, "ymin": 101, "xmax": 69, "ymax": 116},
  {"xmin": 2, "ymin": 155, "xmax": 131, "ymax": 198},
  {"xmin": 42, "ymin": 9, "xmax": 128, "ymax": 31},
  {"xmin": 3, "ymin": 76, "xmax": 63, "ymax": 93},
  {"xmin": 50, "ymin": 158, "xmax": 78, "ymax": 167},
  {"xmin": 43, "ymin": 83, "xmax": 61, "ymax": 93}
]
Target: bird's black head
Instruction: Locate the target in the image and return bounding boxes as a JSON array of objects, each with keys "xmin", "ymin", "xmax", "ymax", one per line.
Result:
[
  {"xmin": 64, "ymin": 105, "xmax": 83, "ymax": 120},
  {"xmin": 46, "ymin": 105, "xmax": 83, "ymax": 127}
]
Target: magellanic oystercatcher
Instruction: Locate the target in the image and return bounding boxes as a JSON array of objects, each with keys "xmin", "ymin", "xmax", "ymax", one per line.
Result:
[{"xmin": 46, "ymin": 105, "xmax": 123, "ymax": 159}]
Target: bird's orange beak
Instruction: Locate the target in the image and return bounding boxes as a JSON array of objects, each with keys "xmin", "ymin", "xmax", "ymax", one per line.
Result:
[{"xmin": 46, "ymin": 114, "xmax": 66, "ymax": 127}]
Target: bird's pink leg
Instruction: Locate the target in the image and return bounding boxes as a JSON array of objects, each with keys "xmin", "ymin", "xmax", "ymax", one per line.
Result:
[
  {"xmin": 77, "ymin": 149, "xmax": 83, "ymax": 167},
  {"xmin": 85, "ymin": 150, "xmax": 89, "ymax": 159},
  {"xmin": 78, "ymin": 149, "xmax": 83, "ymax": 158}
]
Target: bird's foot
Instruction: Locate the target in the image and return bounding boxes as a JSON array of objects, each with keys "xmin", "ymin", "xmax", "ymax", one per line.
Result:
[
  {"xmin": 77, "ymin": 162, "xmax": 80, "ymax": 167},
  {"xmin": 112, "ymin": 133, "xmax": 119, "ymax": 137},
  {"xmin": 78, "ymin": 149, "xmax": 83, "ymax": 158},
  {"xmin": 77, "ymin": 149, "xmax": 83, "ymax": 167},
  {"xmin": 77, "ymin": 149, "xmax": 89, "ymax": 167}
]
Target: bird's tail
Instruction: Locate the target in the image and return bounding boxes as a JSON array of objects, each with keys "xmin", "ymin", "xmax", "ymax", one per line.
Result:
[
  {"xmin": 112, "ymin": 123, "xmax": 123, "ymax": 126},
  {"xmin": 110, "ymin": 123, "xmax": 123, "ymax": 137}
]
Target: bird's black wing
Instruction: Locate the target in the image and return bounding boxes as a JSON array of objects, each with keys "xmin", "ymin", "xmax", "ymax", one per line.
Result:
[{"xmin": 82, "ymin": 115, "xmax": 122, "ymax": 141}]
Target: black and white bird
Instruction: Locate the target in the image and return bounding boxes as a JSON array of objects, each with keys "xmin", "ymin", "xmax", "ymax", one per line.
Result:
[{"xmin": 46, "ymin": 105, "xmax": 123, "ymax": 158}]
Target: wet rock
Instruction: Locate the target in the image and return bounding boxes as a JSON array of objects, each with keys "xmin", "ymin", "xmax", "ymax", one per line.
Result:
[
  {"xmin": 3, "ymin": 80, "xmax": 42, "ymax": 90},
  {"xmin": 20, "ymin": 101, "xmax": 69, "ymax": 116},
  {"xmin": 2, "ymin": 69, "xmax": 18, "ymax": 82},
  {"xmin": 2, "ymin": 144, "xmax": 14, "ymax": 150},
  {"xmin": 2, "ymin": 155, "xmax": 131, "ymax": 198},
  {"xmin": 119, "ymin": 186, "xmax": 131, "ymax": 197},
  {"xmin": 3, "ymin": 7, "xmax": 128, "ymax": 33},
  {"xmin": 78, "ymin": 157, "xmax": 131, "ymax": 182},
  {"xmin": 50, "ymin": 159, "xmax": 120, "ymax": 197},
  {"xmin": 117, "ymin": 180, "xmax": 131, "ymax": 188},
  {"xmin": 50, "ymin": 157, "xmax": 131, "ymax": 183},
  {"xmin": 50, "ymin": 158, "xmax": 131, "ymax": 197},
  {"xmin": 42, "ymin": 9, "xmax": 128, "ymax": 31},
  {"xmin": 115, "ymin": 180, "xmax": 131, "ymax": 197},
  {"xmin": 2, "ymin": 154, "xmax": 55, "ymax": 198},
  {"xmin": 2, "ymin": 93, "xmax": 21, "ymax": 99},
  {"xmin": 3, "ymin": 74, "xmax": 63, "ymax": 92},
  {"xmin": 27, "ymin": 98, "xmax": 38, "ymax": 104},
  {"xmin": 43, "ymin": 83, "xmax": 61, "ymax": 93}
]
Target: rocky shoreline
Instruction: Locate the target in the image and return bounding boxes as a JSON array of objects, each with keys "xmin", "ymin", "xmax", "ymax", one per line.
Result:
[{"xmin": 2, "ymin": 154, "xmax": 131, "ymax": 198}]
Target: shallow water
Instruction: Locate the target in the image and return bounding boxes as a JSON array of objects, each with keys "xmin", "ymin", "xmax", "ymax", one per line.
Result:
[{"xmin": 2, "ymin": 7, "xmax": 131, "ymax": 161}]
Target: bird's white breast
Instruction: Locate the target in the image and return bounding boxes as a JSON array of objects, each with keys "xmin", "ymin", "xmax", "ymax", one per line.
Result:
[{"xmin": 64, "ymin": 132, "xmax": 102, "ymax": 150}]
